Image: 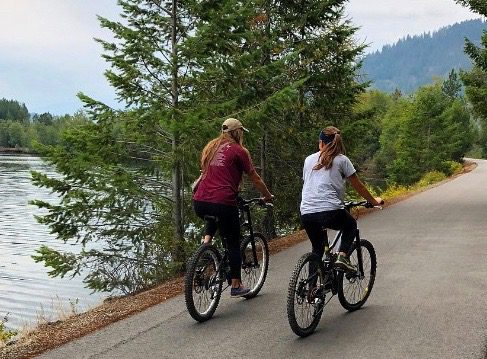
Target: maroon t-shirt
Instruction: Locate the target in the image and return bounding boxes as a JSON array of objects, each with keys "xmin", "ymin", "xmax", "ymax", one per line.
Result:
[{"xmin": 193, "ymin": 142, "xmax": 254, "ymax": 206}]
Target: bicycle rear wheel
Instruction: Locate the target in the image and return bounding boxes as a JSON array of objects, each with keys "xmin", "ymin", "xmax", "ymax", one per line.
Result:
[
  {"xmin": 184, "ymin": 245, "xmax": 223, "ymax": 322},
  {"xmin": 337, "ymin": 239, "xmax": 376, "ymax": 311},
  {"xmin": 286, "ymin": 252, "xmax": 326, "ymax": 337},
  {"xmin": 240, "ymin": 233, "xmax": 269, "ymax": 299}
]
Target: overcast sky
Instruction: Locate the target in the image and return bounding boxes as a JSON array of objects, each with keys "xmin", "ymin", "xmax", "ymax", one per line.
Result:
[{"xmin": 0, "ymin": 1, "xmax": 483, "ymax": 115}]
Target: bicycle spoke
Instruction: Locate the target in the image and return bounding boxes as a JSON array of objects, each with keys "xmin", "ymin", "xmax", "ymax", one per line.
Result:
[
  {"xmin": 191, "ymin": 251, "xmax": 220, "ymax": 316},
  {"xmin": 293, "ymin": 262, "xmax": 324, "ymax": 329},
  {"xmin": 240, "ymin": 234, "xmax": 268, "ymax": 297},
  {"xmin": 287, "ymin": 253, "xmax": 327, "ymax": 336},
  {"xmin": 338, "ymin": 240, "xmax": 376, "ymax": 310}
]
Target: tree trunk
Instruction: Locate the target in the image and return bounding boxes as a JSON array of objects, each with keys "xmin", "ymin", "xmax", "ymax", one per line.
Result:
[
  {"xmin": 260, "ymin": 4, "xmax": 276, "ymax": 239},
  {"xmin": 171, "ymin": 0, "xmax": 184, "ymax": 266}
]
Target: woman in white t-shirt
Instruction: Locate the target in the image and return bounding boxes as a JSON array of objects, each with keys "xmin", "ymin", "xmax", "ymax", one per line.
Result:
[{"xmin": 300, "ymin": 126, "xmax": 382, "ymax": 272}]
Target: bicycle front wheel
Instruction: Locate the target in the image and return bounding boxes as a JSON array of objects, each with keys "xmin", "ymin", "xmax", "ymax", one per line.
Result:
[
  {"xmin": 184, "ymin": 245, "xmax": 223, "ymax": 322},
  {"xmin": 337, "ymin": 239, "xmax": 376, "ymax": 311},
  {"xmin": 286, "ymin": 252, "xmax": 326, "ymax": 337},
  {"xmin": 240, "ymin": 233, "xmax": 269, "ymax": 299}
]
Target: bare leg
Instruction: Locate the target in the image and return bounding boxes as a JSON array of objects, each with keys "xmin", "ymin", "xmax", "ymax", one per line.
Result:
[{"xmin": 231, "ymin": 279, "xmax": 244, "ymax": 288}]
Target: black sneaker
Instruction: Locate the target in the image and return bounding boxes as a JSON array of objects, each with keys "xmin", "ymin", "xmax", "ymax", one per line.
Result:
[
  {"xmin": 230, "ymin": 286, "xmax": 250, "ymax": 298},
  {"xmin": 335, "ymin": 255, "xmax": 356, "ymax": 273}
]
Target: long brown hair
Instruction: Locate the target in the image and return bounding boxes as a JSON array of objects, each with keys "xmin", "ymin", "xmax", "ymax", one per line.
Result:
[
  {"xmin": 201, "ymin": 129, "xmax": 243, "ymax": 173},
  {"xmin": 313, "ymin": 126, "xmax": 346, "ymax": 170}
]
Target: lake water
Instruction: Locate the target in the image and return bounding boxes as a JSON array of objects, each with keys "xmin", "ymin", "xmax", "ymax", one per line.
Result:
[{"xmin": 0, "ymin": 154, "xmax": 104, "ymax": 330}]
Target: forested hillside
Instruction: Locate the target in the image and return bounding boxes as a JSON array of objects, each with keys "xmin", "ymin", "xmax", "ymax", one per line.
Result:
[{"xmin": 362, "ymin": 19, "xmax": 486, "ymax": 93}]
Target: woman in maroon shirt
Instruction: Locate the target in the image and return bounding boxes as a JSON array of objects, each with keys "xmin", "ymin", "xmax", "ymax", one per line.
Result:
[{"xmin": 193, "ymin": 118, "xmax": 273, "ymax": 297}]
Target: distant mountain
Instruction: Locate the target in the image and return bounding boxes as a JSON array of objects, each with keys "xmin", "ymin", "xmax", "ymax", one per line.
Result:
[{"xmin": 362, "ymin": 19, "xmax": 486, "ymax": 94}]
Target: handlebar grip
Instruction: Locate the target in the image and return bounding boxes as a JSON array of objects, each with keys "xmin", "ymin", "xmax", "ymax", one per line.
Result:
[{"xmin": 259, "ymin": 198, "xmax": 274, "ymax": 208}]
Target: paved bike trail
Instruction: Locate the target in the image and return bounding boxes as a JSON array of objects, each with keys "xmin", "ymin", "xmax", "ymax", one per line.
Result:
[{"xmin": 40, "ymin": 160, "xmax": 487, "ymax": 359}]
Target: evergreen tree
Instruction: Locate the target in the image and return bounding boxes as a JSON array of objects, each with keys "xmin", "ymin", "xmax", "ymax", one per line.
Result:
[
  {"xmin": 0, "ymin": 98, "xmax": 30, "ymax": 123},
  {"xmin": 378, "ymin": 83, "xmax": 473, "ymax": 184},
  {"xmin": 456, "ymin": 1, "xmax": 487, "ymax": 157},
  {"xmin": 442, "ymin": 69, "xmax": 462, "ymax": 99},
  {"xmin": 32, "ymin": 0, "xmax": 206, "ymax": 292},
  {"xmin": 348, "ymin": 90, "xmax": 392, "ymax": 168},
  {"xmin": 32, "ymin": 112, "xmax": 54, "ymax": 126},
  {"xmin": 30, "ymin": 0, "xmax": 304, "ymax": 292},
  {"xmin": 455, "ymin": 0, "xmax": 487, "ymax": 16},
  {"xmin": 261, "ymin": 0, "xmax": 368, "ymax": 226},
  {"xmin": 186, "ymin": 0, "xmax": 305, "ymax": 236}
]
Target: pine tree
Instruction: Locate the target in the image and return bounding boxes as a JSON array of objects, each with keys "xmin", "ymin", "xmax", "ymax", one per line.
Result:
[
  {"xmin": 456, "ymin": 1, "xmax": 487, "ymax": 156},
  {"xmin": 455, "ymin": 1, "xmax": 487, "ymax": 17},
  {"xmin": 31, "ymin": 0, "xmax": 211, "ymax": 293},
  {"xmin": 30, "ymin": 0, "xmax": 302, "ymax": 291},
  {"xmin": 379, "ymin": 83, "xmax": 473, "ymax": 184},
  {"xmin": 187, "ymin": 0, "xmax": 305, "ymax": 235},
  {"xmin": 442, "ymin": 69, "xmax": 462, "ymax": 99},
  {"xmin": 265, "ymin": 0, "xmax": 368, "ymax": 224}
]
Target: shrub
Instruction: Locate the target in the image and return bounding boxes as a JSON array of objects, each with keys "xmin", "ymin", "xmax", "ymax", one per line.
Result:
[
  {"xmin": 380, "ymin": 183, "xmax": 410, "ymax": 200},
  {"xmin": 443, "ymin": 161, "xmax": 463, "ymax": 176},
  {"xmin": 0, "ymin": 317, "xmax": 17, "ymax": 344},
  {"xmin": 416, "ymin": 171, "xmax": 447, "ymax": 187}
]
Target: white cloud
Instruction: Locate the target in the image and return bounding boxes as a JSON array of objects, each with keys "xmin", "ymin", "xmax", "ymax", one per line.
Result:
[
  {"xmin": 0, "ymin": 1, "xmax": 119, "ymax": 113},
  {"xmin": 0, "ymin": 0, "xmax": 484, "ymax": 113},
  {"xmin": 0, "ymin": 1, "xmax": 116, "ymax": 67}
]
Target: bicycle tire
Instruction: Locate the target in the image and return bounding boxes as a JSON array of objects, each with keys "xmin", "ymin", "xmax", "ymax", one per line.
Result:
[
  {"xmin": 184, "ymin": 244, "xmax": 223, "ymax": 322},
  {"xmin": 240, "ymin": 233, "xmax": 269, "ymax": 299},
  {"xmin": 337, "ymin": 239, "xmax": 376, "ymax": 311},
  {"xmin": 287, "ymin": 252, "xmax": 326, "ymax": 337}
]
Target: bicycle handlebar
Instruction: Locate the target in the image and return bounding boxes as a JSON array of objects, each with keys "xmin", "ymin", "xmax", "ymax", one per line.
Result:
[
  {"xmin": 237, "ymin": 196, "xmax": 274, "ymax": 208},
  {"xmin": 344, "ymin": 200, "xmax": 383, "ymax": 210}
]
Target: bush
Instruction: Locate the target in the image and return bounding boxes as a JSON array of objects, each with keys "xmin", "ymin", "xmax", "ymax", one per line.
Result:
[
  {"xmin": 416, "ymin": 171, "xmax": 447, "ymax": 187},
  {"xmin": 0, "ymin": 317, "xmax": 17, "ymax": 344},
  {"xmin": 442, "ymin": 161, "xmax": 463, "ymax": 176},
  {"xmin": 380, "ymin": 183, "xmax": 410, "ymax": 200}
]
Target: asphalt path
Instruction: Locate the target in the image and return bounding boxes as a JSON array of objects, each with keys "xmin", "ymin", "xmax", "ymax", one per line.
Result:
[{"xmin": 40, "ymin": 159, "xmax": 487, "ymax": 359}]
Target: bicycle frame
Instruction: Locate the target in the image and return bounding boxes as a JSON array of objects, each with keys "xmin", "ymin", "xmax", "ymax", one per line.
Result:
[
  {"xmin": 205, "ymin": 198, "xmax": 266, "ymax": 286},
  {"xmin": 326, "ymin": 228, "xmax": 365, "ymax": 277},
  {"xmin": 239, "ymin": 201, "xmax": 259, "ymax": 268}
]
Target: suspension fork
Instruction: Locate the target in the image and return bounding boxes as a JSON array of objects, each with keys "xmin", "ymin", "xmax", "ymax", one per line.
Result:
[
  {"xmin": 243, "ymin": 205, "xmax": 259, "ymax": 264},
  {"xmin": 354, "ymin": 229, "xmax": 364, "ymax": 276}
]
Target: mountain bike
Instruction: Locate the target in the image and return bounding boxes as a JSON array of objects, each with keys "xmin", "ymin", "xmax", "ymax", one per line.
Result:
[
  {"xmin": 286, "ymin": 200, "xmax": 382, "ymax": 337},
  {"xmin": 185, "ymin": 197, "xmax": 272, "ymax": 322}
]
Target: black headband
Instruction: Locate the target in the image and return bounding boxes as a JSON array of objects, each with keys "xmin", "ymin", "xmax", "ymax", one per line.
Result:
[{"xmin": 319, "ymin": 131, "xmax": 336, "ymax": 145}]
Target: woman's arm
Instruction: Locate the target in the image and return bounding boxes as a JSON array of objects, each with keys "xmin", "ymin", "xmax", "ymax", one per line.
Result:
[
  {"xmin": 347, "ymin": 173, "xmax": 382, "ymax": 206},
  {"xmin": 248, "ymin": 169, "xmax": 273, "ymax": 201}
]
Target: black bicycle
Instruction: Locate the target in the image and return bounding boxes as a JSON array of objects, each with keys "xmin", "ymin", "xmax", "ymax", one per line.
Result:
[
  {"xmin": 185, "ymin": 197, "xmax": 272, "ymax": 322},
  {"xmin": 286, "ymin": 200, "xmax": 381, "ymax": 337}
]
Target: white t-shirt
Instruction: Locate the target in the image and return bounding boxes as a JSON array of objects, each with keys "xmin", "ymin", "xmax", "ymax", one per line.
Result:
[{"xmin": 300, "ymin": 153, "xmax": 356, "ymax": 215}]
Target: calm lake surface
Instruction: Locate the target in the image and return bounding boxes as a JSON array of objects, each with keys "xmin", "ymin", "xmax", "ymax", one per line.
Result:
[{"xmin": 0, "ymin": 154, "xmax": 104, "ymax": 330}]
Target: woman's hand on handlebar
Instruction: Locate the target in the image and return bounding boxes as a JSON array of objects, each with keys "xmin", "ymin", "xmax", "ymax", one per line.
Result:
[{"xmin": 372, "ymin": 197, "xmax": 384, "ymax": 206}]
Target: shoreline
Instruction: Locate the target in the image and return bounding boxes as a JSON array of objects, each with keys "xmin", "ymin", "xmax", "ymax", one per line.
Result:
[
  {"xmin": 0, "ymin": 148, "xmax": 36, "ymax": 155},
  {"xmin": 0, "ymin": 160, "xmax": 478, "ymax": 359}
]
